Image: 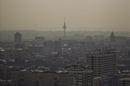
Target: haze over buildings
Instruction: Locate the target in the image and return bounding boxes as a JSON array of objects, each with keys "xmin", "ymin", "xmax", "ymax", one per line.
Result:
[{"xmin": 0, "ymin": 0, "xmax": 130, "ymax": 31}]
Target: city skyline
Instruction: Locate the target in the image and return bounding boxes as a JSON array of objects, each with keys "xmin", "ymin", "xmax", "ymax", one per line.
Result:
[{"xmin": 1, "ymin": 1, "xmax": 130, "ymax": 85}]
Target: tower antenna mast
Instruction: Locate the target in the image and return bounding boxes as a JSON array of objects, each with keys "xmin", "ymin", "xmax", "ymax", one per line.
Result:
[{"xmin": 63, "ymin": 18, "xmax": 67, "ymax": 37}]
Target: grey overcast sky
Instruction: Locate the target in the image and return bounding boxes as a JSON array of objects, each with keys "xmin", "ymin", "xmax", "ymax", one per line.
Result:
[{"xmin": 0, "ymin": 0, "xmax": 130, "ymax": 31}]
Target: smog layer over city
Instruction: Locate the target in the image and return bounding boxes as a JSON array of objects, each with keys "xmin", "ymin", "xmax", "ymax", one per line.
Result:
[{"xmin": 0, "ymin": 0, "xmax": 130, "ymax": 86}]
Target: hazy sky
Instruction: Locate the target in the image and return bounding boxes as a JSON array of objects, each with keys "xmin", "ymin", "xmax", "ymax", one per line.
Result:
[{"xmin": 0, "ymin": 0, "xmax": 130, "ymax": 31}]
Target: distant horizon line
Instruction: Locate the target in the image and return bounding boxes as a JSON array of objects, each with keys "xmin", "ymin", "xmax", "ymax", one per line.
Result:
[{"xmin": 0, "ymin": 29, "xmax": 130, "ymax": 33}]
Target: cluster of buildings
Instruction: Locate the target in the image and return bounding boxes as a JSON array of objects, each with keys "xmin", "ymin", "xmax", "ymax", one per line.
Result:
[{"xmin": 0, "ymin": 29, "xmax": 130, "ymax": 86}]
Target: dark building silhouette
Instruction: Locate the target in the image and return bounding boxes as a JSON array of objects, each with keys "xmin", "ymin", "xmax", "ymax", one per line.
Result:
[
  {"xmin": 14, "ymin": 32, "xmax": 22, "ymax": 43},
  {"xmin": 14, "ymin": 32, "xmax": 22, "ymax": 48},
  {"xmin": 110, "ymin": 32, "xmax": 116, "ymax": 42}
]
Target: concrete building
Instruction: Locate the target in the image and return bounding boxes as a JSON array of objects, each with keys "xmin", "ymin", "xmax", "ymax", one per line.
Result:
[
  {"xmin": 14, "ymin": 32, "xmax": 23, "ymax": 48},
  {"xmin": 11, "ymin": 71, "xmax": 74, "ymax": 86},
  {"xmin": 110, "ymin": 32, "xmax": 116, "ymax": 42},
  {"xmin": 119, "ymin": 78, "xmax": 130, "ymax": 86},
  {"xmin": 10, "ymin": 64, "xmax": 93, "ymax": 86},
  {"xmin": 34, "ymin": 36, "xmax": 45, "ymax": 47},
  {"xmin": 14, "ymin": 32, "xmax": 22, "ymax": 44},
  {"xmin": 87, "ymin": 48, "xmax": 117, "ymax": 76},
  {"xmin": 65, "ymin": 64, "xmax": 92, "ymax": 86}
]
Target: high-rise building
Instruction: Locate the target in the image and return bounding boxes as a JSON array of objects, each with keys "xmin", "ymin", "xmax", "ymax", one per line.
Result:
[
  {"xmin": 87, "ymin": 48, "xmax": 117, "ymax": 76},
  {"xmin": 110, "ymin": 32, "xmax": 116, "ymax": 42},
  {"xmin": 87, "ymin": 48, "xmax": 119, "ymax": 86},
  {"xmin": 34, "ymin": 36, "xmax": 45, "ymax": 47},
  {"xmin": 14, "ymin": 32, "xmax": 22, "ymax": 44},
  {"xmin": 65, "ymin": 64, "xmax": 92, "ymax": 86},
  {"xmin": 14, "ymin": 32, "xmax": 22, "ymax": 48}
]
